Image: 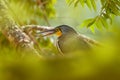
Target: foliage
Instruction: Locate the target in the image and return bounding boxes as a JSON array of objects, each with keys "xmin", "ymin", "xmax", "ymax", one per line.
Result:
[
  {"xmin": 1, "ymin": 30, "xmax": 120, "ymax": 80},
  {"xmin": 66, "ymin": 0, "xmax": 120, "ymax": 30},
  {"xmin": 5, "ymin": 0, "xmax": 56, "ymax": 25},
  {"xmin": 0, "ymin": 0, "xmax": 120, "ymax": 80},
  {"xmin": 0, "ymin": 0, "xmax": 58, "ymax": 56}
]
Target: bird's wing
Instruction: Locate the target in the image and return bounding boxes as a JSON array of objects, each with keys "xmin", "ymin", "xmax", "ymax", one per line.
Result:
[
  {"xmin": 78, "ymin": 34, "xmax": 101, "ymax": 46},
  {"xmin": 56, "ymin": 39, "xmax": 64, "ymax": 55}
]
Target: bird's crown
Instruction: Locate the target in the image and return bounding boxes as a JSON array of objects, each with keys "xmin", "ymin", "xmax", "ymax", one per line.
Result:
[{"xmin": 55, "ymin": 25, "xmax": 77, "ymax": 35}]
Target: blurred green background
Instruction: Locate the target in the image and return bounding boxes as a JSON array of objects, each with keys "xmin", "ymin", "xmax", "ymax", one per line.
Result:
[{"xmin": 0, "ymin": 0, "xmax": 120, "ymax": 80}]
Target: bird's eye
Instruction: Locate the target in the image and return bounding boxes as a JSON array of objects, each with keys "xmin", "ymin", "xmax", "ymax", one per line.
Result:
[
  {"xmin": 56, "ymin": 28, "xmax": 60, "ymax": 31},
  {"xmin": 55, "ymin": 28, "xmax": 62, "ymax": 37}
]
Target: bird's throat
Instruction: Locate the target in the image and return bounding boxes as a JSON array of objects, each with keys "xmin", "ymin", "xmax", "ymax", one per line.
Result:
[{"xmin": 56, "ymin": 30, "xmax": 62, "ymax": 37}]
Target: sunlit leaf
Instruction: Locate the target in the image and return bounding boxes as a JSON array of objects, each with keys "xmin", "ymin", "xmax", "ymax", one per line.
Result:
[
  {"xmin": 86, "ymin": 0, "xmax": 92, "ymax": 10},
  {"xmin": 91, "ymin": 0, "xmax": 96, "ymax": 11},
  {"xmin": 81, "ymin": 18, "xmax": 94, "ymax": 27},
  {"xmin": 100, "ymin": 17, "xmax": 108, "ymax": 29}
]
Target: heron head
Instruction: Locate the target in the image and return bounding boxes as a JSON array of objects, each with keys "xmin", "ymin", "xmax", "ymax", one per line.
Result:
[{"xmin": 40, "ymin": 25, "xmax": 77, "ymax": 37}]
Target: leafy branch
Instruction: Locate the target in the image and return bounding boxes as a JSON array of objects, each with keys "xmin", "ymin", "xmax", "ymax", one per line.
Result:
[
  {"xmin": 0, "ymin": 0, "xmax": 58, "ymax": 57},
  {"xmin": 66, "ymin": 0, "xmax": 120, "ymax": 30},
  {"xmin": 4, "ymin": 0, "xmax": 56, "ymax": 26},
  {"xmin": 66, "ymin": 0, "xmax": 97, "ymax": 10}
]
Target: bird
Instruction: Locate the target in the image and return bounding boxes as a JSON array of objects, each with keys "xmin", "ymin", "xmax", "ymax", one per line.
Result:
[{"xmin": 40, "ymin": 25, "xmax": 100, "ymax": 55}]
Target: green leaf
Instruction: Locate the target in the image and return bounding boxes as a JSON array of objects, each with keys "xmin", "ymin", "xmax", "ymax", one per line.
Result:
[
  {"xmin": 90, "ymin": 24, "xmax": 95, "ymax": 33},
  {"xmin": 100, "ymin": 17, "xmax": 108, "ymax": 29},
  {"xmin": 109, "ymin": 1, "xmax": 120, "ymax": 15},
  {"xmin": 79, "ymin": 0, "xmax": 85, "ymax": 7},
  {"xmin": 86, "ymin": 0, "xmax": 92, "ymax": 9},
  {"xmin": 81, "ymin": 18, "xmax": 95, "ymax": 27},
  {"xmin": 95, "ymin": 21, "xmax": 103, "ymax": 30},
  {"xmin": 74, "ymin": 0, "xmax": 80, "ymax": 7},
  {"xmin": 100, "ymin": 0, "xmax": 106, "ymax": 6},
  {"xmin": 66, "ymin": 0, "xmax": 74, "ymax": 6},
  {"xmin": 87, "ymin": 18, "xmax": 96, "ymax": 27},
  {"xmin": 90, "ymin": 0, "xmax": 96, "ymax": 11}
]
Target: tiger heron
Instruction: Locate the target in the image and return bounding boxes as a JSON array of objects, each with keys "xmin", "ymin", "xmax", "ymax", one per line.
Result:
[{"xmin": 40, "ymin": 25, "xmax": 99, "ymax": 55}]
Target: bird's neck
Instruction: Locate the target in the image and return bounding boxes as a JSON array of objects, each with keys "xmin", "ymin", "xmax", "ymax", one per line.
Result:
[{"xmin": 58, "ymin": 33, "xmax": 77, "ymax": 41}]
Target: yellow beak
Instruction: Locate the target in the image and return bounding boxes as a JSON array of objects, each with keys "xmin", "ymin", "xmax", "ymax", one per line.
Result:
[{"xmin": 40, "ymin": 28, "xmax": 62, "ymax": 37}]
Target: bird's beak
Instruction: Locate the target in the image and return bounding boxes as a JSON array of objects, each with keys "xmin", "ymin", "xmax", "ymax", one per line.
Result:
[
  {"xmin": 40, "ymin": 28, "xmax": 62, "ymax": 37},
  {"xmin": 40, "ymin": 29, "xmax": 57, "ymax": 37}
]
